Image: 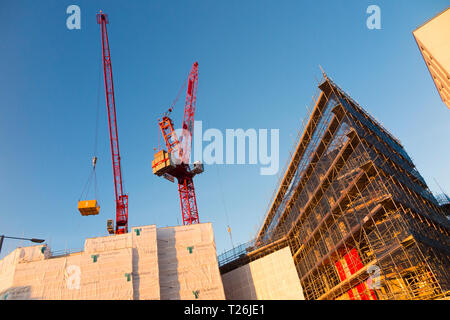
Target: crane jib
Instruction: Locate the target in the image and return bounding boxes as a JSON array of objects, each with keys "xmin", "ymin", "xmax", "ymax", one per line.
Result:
[{"xmin": 188, "ymin": 79, "xmax": 193, "ymax": 96}]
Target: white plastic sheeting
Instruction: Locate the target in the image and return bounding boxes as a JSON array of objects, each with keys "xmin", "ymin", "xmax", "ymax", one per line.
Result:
[
  {"xmin": 221, "ymin": 246, "xmax": 305, "ymax": 300},
  {"xmin": 0, "ymin": 223, "xmax": 224, "ymax": 300},
  {"xmin": 84, "ymin": 233, "xmax": 132, "ymax": 254},
  {"xmin": 12, "ymin": 248, "xmax": 134, "ymax": 300},
  {"xmin": 132, "ymin": 225, "xmax": 160, "ymax": 300},
  {"xmin": 0, "ymin": 249, "xmax": 20, "ymax": 295},
  {"xmin": 157, "ymin": 223, "xmax": 225, "ymax": 300}
]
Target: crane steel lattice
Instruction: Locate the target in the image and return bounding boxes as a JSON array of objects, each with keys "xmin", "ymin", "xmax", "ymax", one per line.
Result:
[
  {"xmin": 97, "ymin": 11, "xmax": 128, "ymax": 234},
  {"xmin": 152, "ymin": 62, "xmax": 203, "ymax": 225}
]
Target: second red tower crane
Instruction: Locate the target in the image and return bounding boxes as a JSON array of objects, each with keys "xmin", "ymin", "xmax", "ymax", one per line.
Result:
[
  {"xmin": 97, "ymin": 11, "xmax": 129, "ymax": 234},
  {"xmin": 152, "ymin": 62, "xmax": 204, "ymax": 225}
]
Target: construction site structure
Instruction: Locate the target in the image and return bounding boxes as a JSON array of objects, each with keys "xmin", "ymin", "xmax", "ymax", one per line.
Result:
[
  {"xmin": 221, "ymin": 246, "xmax": 305, "ymax": 300},
  {"xmin": 413, "ymin": 7, "xmax": 450, "ymax": 109},
  {"xmin": 97, "ymin": 12, "xmax": 129, "ymax": 235},
  {"xmin": 435, "ymin": 193, "xmax": 450, "ymax": 217},
  {"xmin": 0, "ymin": 223, "xmax": 225, "ymax": 300},
  {"xmin": 218, "ymin": 74, "xmax": 450, "ymax": 300},
  {"xmin": 152, "ymin": 62, "xmax": 204, "ymax": 225}
]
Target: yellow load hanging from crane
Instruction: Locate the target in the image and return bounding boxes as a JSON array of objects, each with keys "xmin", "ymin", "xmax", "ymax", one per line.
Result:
[
  {"xmin": 78, "ymin": 200, "xmax": 100, "ymax": 216},
  {"xmin": 78, "ymin": 156, "xmax": 100, "ymax": 216}
]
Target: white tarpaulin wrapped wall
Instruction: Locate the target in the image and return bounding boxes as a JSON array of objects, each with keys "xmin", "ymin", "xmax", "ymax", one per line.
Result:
[
  {"xmin": 221, "ymin": 246, "xmax": 305, "ymax": 300},
  {"xmin": 12, "ymin": 248, "xmax": 134, "ymax": 300},
  {"xmin": 0, "ymin": 247, "xmax": 22, "ymax": 296},
  {"xmin": 131, "ymin": 225, "xmax": 160, "ymax": 299},
  {"xmin": 0, "ymin": 223, "xmax": 224, "ymax": 300},
  {"xmin": 157, "ymin": 223, "xmax": 225, "ymax": 300}
]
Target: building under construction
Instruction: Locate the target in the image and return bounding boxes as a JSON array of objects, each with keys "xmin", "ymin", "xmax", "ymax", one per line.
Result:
[
  {"xmin": 219, "ymin": 75, "xmax": 450, "ymax": 300},
  {"xmin": 0, "ymin": 223, "xmax": 226, "ymax": 300}
]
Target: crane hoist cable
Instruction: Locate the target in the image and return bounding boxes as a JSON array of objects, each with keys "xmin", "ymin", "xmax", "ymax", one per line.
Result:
[
  {"xmin": 77, "ymin": 43, "xmax": 103, "ymax": 215},
  {"xmin": 79, "ymin": 158, "xmax": 98, "ymax": 201},
  {"xmin": 80, "ymin": 41, "xmax": 103, "ymax": 200},
  {"xmin": 215, "ymin": 165, "xmax": 234, "ymax": 248},
  {"xmin": 78, "ymin": 78, "xmax": 101, "ymax": 202},
  {"xmin": 169, "ymin": 71, "xmax": 189, "ymax": 113},
  {"xmin": 156, "ymin": 72, "xmax": 189, "ymax": 152},
  {"xmin": 81, "ymin": 41, "xmax": 103, "ymax": 202}
]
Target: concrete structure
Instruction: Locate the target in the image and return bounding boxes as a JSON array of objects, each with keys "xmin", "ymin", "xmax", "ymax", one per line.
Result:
[
  {"xmin": 219, "ymin": 75, "xmax": 450, "ymax": 300},
  {"xmin": 221, "ymin": 247, "xmax": 304, "ymax": 300},
  {"xmin": 0, "ymin": 223, "xmax": 225, "ymax": 300},
  {"xmin": 413, "ymin": 7, "xmax": 450, "ymax": 109}
]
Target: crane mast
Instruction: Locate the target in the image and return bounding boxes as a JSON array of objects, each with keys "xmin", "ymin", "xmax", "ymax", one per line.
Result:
[{"xmin": 97, "ymin": 12, "xmax": 128, "ymax": 234}]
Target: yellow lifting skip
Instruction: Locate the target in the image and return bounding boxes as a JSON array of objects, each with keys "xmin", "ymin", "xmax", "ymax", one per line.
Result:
[
  {"xmin": 78, "ymin": 200, "xmax": 100, "ymax": 216},
  {"xmin": 78, "ymin": 156, "xmax": 100, "ymax": 216}
]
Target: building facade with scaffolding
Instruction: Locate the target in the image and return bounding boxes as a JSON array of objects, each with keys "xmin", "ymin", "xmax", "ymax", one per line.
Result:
[{"xmin": 219, "ymin": 75, "xmax": 450, "ymax": 300}]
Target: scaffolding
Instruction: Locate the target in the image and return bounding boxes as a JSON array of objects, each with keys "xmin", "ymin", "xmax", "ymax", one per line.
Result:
[{"xmin": 218, "ymin": 74, "xmax": 450, "ymax": 300}]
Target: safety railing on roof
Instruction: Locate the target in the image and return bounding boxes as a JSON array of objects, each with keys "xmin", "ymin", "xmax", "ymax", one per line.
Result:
[
  {"xmin": 217, "ymin": 227, "xmax": 289, "ymax": 268},
  {"xmin": 50, "ymin": 248, "xmax": 84, "ymax": 258},
  {"xmin": 435, "ymin": 193, "xmax": 450, "ymax": 206},
  {"xmin": 217, "ymin": 240, "xmax": 255, "ymax": 267},
  {"xmin": 325, "ymin": 76, "xmax": 403, "ymax": 148},
  {"xmin": 260, "ymin": 90, "xmax": 340, "ymax": 242}
]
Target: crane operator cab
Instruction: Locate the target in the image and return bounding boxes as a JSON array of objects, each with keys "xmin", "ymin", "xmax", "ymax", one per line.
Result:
[
  {"xmin": 107, "ymin": 219, "xmax": 115, "ymax": 234},
  {"xmin": 192, "ymin": 161, "xmax": 204, "ymax": 175}
]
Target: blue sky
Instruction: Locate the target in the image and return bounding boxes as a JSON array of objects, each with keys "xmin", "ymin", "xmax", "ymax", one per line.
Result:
[{"xmin": 0, "ymin": 0, "xmax": 449, "ymax": 259}]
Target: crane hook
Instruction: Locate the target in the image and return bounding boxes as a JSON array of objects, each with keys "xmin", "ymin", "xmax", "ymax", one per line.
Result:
[{"xmin": 93, "ymin": 156, "xmax": 98, "ymax": 169}]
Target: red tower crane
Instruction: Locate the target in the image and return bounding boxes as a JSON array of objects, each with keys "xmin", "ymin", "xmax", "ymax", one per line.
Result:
[
  {"xmin": 152, "ymin": 62, "xmax": 203, "ymax": 225},
  {"xmin": 97, "ymin": 11, "xmax": 128, "ymax": 234}
]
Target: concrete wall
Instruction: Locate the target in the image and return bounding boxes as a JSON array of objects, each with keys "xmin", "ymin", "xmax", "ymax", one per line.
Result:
[
  {"xmin": 221, "ymin": 246, "xmax": 304, "ymax": 300},
  {"xmin": 413, "ymin": 8, "xmax": 450, "ymax": 108}
]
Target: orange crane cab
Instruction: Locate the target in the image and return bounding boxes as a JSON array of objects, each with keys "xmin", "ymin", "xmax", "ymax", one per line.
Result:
[{"xmin": 107, "ymin": 219, "xmax": 114, "ymax": 234}]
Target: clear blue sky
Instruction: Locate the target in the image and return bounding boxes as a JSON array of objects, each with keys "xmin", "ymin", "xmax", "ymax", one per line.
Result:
[{"xmin": 0, "ymin": 0, "xmax": 449, "ymax": 259}]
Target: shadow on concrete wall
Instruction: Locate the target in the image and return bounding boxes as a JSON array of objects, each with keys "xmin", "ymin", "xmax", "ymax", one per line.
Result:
[
  {"xmin": 132, "ymin": 248, "xmax": 140, "ymax": 300},
  {"xmin": 221, "ymin": 264, "xmax": 257, "ymax": 300},
  {"xmin": 0, "ymin": 286, "xmax": 32, "ymax": 300},
  {"xmin": 158, "ymin": 228, "xmax": 181, "ymax": 300}
]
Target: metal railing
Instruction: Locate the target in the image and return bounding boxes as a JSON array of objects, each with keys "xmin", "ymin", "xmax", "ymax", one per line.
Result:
[
  {"xmin": 49, "ymin": 248, "xmax": 83, "ymax": 258},
  {"xmin": 217, "ymin": 240, "xmax": 255, "ymax": 267}
]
